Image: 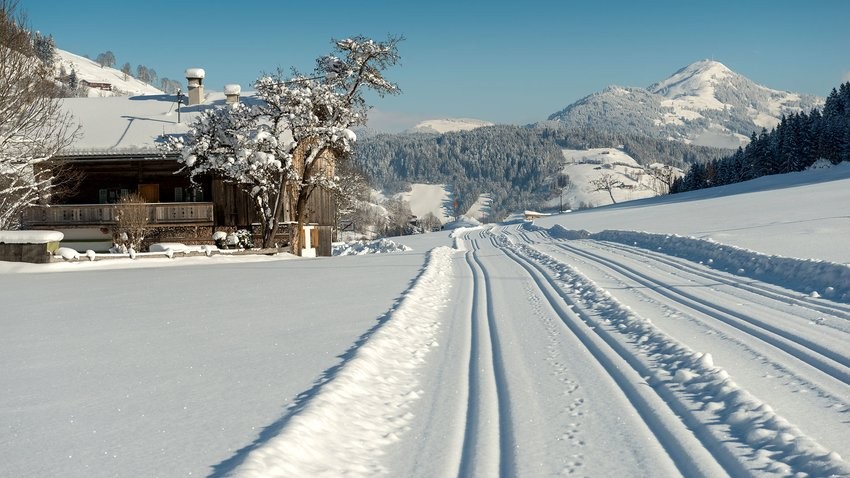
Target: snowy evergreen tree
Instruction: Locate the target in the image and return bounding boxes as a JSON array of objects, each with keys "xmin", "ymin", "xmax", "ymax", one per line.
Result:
[
  {"xmin": 67, "ymin": 68, "xmax": 77, "ymax": 89},
  {"xmin": 673, "ymin": 81, "xmax": 850, "ymax": 193}
]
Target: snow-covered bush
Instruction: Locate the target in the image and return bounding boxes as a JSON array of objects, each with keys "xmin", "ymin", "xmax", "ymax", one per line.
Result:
[
  {"xmin": 112, "ymin": 193, "xmax": 152, "ymax": 251},
  {"xmin": 214, "ymin": 229, "xmax": 254, "ymax": 249}
]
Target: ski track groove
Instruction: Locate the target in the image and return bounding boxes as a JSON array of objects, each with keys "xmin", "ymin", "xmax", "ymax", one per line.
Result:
[
  {"xmin": 496, "ymin": 224, "xmax": 850, "ymax": 476},
  {"xmin": 492, "ymin": 228, "xmax": 735, "ymax": 477},
  {"xmin": 552, "ymin": 240, "xmax": 850, "ymax": 386},
  {"xmin": 456, "ymin": 237, "xmax": 517, "ymax": 477},
  {"xmin": 598, "ymin": 239, "xmax": 850, "ymax": 327},
  {"xmin": 541, "ymin": 239, "xmax": 850, "ymax": 412}
]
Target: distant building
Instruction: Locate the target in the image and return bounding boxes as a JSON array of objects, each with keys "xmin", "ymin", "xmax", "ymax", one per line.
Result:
[{"xmin": 79, "ymin": 80, "xmax": 113, "ymax": 91}]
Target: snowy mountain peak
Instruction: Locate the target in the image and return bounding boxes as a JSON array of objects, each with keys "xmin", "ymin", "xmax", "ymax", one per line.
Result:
[
  {"xmin": 548, "ymin": 59, "xmax": 823, "ymax": 148},
  {"xmin": 406, "ymin": 118, "xmax": 494, "ymax": 134},
  {"xmin": 649, "ymin": 60, "xmax": 735, "ymax": 98}
]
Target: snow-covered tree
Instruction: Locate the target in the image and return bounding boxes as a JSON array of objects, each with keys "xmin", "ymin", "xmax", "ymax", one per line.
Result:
[
  {"xmin": 95, "ymin": 50, "xmax": 115, "ymax": 68},
  {"xmin": 120, "ymin": 62, "xmax": 131, "ymax": 80},
  {"xmin": 589, "ymin": 172, "xmax": 625, "ymax": 204},
  {"xmin": 646, "ymin": 163, "xmax": 678, "ymax": 194},
  {"xmin": 159, "ymin": 77, "xmax": 181, "ymax": 94},
  {"xmin": 134, "ymin": 65, "xmax": 156, "ymax": 85},
  {"xmin": 165, "ymin": 36, "xmax": 401, "ymax": 252},
  {"xmin": 0, "ymin": 0, "xmax": 78, "ymax": 229}
]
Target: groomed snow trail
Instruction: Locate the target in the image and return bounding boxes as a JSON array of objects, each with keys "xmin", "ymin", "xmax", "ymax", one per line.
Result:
[
  {"xmin": 228, "ymin": 224, "xmax": 850, "ymax": 476},
  {"xmin": 230, "ymin": 247, "xmax": 454, "ymax": 477},
  {"xmin": 390, "ymin": 224, "xmax": 850, "ymax": 476},
  {"xmin": 486, "ymin": 223, "xmax": 850, "ymax": 476}
]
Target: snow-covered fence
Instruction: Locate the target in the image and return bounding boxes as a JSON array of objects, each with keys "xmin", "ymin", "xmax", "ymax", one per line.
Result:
[{"xmin": 0, "ymin": 231, "xmax": 63, "ymax": 263}]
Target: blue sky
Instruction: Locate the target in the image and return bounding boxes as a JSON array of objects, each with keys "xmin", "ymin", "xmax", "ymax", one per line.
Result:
[{"xmin": 20, "ymin": 0, "xmax": 850, "ymax": 131}]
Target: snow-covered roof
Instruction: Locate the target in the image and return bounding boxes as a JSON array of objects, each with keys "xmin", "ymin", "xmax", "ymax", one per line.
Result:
[
  {"xmin": 58, "ymin": 91, "xmax": 259, "ymax": 155},
  {"xmin": 224, "ymin": 84, "xmax": 241, "ymax": 95}
]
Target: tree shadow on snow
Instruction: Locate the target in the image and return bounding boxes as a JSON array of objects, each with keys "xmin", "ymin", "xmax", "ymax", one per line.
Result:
[{"xmin": 206, "ymin": 260, "xmax": 429, "ymax": 477}]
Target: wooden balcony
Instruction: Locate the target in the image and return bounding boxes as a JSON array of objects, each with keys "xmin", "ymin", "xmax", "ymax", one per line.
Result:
[{"xmin": 22, "ymin": 202, "xmax": 215, "ymax": 227}]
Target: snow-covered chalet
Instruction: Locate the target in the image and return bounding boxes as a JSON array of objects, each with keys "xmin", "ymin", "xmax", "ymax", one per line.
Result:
[{"xmin": 23, "ymin": 69, "xmax": 335, "ymax": 255}]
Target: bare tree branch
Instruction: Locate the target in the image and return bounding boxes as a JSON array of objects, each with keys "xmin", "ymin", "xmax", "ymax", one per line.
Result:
[{"xmin": 0, "ymin": 0, "xmax": 79, "ymax": 229}]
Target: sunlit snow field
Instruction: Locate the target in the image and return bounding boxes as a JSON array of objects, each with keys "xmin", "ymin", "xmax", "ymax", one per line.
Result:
[{"xmin": 2, "ymin": 163, "xmax": 849, "ymax": 476}]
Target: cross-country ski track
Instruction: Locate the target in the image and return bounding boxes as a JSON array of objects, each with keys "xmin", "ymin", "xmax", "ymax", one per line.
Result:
[{"xmin": 228, "ymin": 223, "xmax": 850, "ymax": 477}]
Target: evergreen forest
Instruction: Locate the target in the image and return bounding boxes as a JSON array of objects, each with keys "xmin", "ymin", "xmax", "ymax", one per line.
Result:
[
  {"xmin": 672, "ymin": 82, "xmax": 850, "ymax": 193},
  {"xmin": 354, "ymin": 124, "xmax": 726, "ymax": 220}
]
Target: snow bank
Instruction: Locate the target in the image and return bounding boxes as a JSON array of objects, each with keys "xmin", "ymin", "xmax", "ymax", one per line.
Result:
[
  {"xmin": 333, "ymin": 238, "xmax": 411, "ymax": 256},
  {"xmin": 0, "ymin": 230, "xmax": 63, "ymax": 244},
  {"xmin": 232, "ymin": 247, "xmax": 455, "ymax": 477},
  {"xmin": 547, "ymin": 225, "xmax": 850, "ymax": 303}
]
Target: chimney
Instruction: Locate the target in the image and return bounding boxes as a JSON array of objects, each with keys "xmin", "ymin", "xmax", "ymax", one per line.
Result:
[
  {"xmin": 224, "ymin": 84, "xmax": 241, "ymax": 104},
  {"xmin": 185, "ymin": 68, "xmax": 205, "ymax": 105}
]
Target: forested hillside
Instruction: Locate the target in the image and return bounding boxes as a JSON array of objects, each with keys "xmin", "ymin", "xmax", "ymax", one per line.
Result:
[
  {"xmin": 354, "ymin": 126, "xmax": 564, "ymax": 219},
  {"xmin": 354, "ymin": 124, "xmax": 727, "ymax": 219},
  {"xmin": 672, "ymin": 82, "xmax": 850, "ymax": 193}
]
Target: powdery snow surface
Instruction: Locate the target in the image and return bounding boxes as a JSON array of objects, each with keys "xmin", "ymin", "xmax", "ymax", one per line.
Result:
[
  {"xmin": 397, "ymin": 183, "xmax": 453, "ymax": 223},
  {"xmin": 3, "ymin": 165, "xmax": 850, "ymax": 476},
  {"xmin": 233, "ymin": 247, "xmax": 453, "ymax": 477}
]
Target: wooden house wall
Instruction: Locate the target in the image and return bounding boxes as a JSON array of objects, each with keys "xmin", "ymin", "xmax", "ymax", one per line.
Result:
[
  {"xmin": 49, "ymin": 156, "xmax": 338, "ymax": 255},
  {"xmin": 304, "ymin": 187, "xmax": 336, "ymax": 226},
  {"xmin": 58, "ymin": 159, "xmax": 206, "ymax": 204},
  {"xmin": 211, "ymin": 180, "xmax": 257, "ymax": 228}
]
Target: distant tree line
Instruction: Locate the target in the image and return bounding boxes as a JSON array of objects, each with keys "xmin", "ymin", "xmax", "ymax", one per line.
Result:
[
  {"xmin": 671, "ymin": 82, "xmax": 850, "ymax": 193},
  {"xmin": 355, "ymin": 124, "xmax": 727, "ymax": 220},
  {"xmin": 355, "ymin": 125, "xmax": 565, "ymax": 220},
  {"xmin": 539, "ymin": 125, "xmax": 728, "ymax": 169}
]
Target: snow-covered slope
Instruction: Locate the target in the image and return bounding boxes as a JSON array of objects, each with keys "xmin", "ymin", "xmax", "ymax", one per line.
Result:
[
  {"xmin": 548, "ymin": 60, "xmax": 822, "ymax": 148},
  {"xmin": 406, "ymin": 118, "xmax": 494, "ymax": 134},
  {"xmin": 397, "ymin": 184, "xmax": 454, "ymax": 223},
  {"xmin": 548, "ymin": 147, "xmax": 681, "ymax": 209},
  {"xmin": 394, "ymin": 184, "xmax": 492, "ymax": 224},
  {"xmin": 55, "ymin": 49, "xmax": 163, "ymax": 97}
]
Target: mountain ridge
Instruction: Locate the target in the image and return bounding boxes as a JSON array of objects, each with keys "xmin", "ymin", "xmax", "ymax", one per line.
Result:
[{"xmin": 548, "ymin": 59, "xmax": 823, "ymax": 148}]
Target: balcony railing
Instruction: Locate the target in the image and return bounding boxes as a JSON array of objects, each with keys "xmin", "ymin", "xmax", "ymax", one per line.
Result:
[{"xmin": 23, "ymin": 202, "xmax": 215, "ymax": 227}]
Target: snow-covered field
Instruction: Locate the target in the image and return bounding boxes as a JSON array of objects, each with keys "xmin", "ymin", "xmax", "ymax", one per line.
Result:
[
  {"xmin": 397, "ymin": 183, "xmax": 454, "ymax": 223},
  {"xmin": 3, "ymin": 164, "xmax": 850, "ymax": 476},
  {"xmin": 553, "ymin": 147, "xmax": 666, "ymax": 209}
]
